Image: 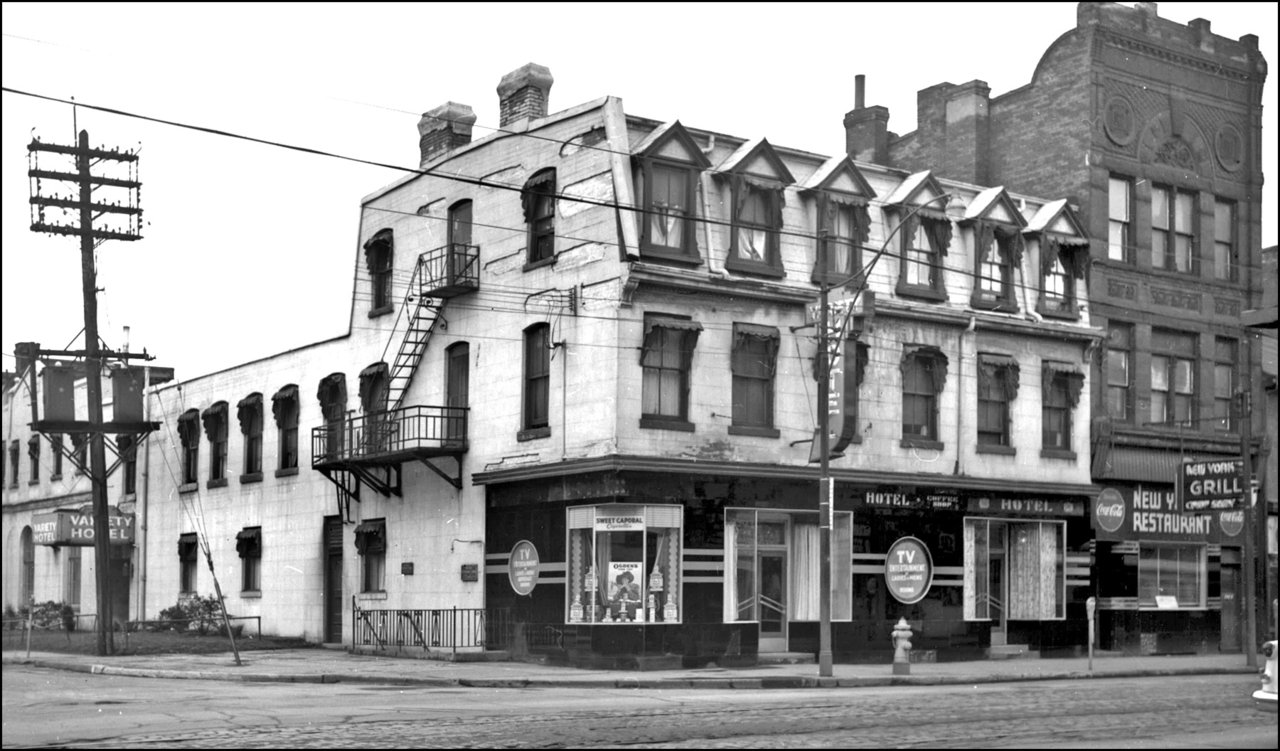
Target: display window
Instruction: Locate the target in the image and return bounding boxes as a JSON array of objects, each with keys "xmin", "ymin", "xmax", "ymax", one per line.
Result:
[
  {"xmin": 963, "ymin": 518, "xmax": 1065, "ymax": 621},
  {"xmin": 1137, "ymin": 543, "xmax": 1205, "ymax": 609},
  {"xmin": 566, "ymin": 504, "xmax": 682, "ymax": 624},
  {"xmin": 722, "ymin": 509, "xmax": 853, "ymax": 623}
]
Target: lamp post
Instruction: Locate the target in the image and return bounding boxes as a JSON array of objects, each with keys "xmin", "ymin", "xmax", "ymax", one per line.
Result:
[{"xmin": 814, "ymin": 192, "xmax": 951, "ymax": 678}]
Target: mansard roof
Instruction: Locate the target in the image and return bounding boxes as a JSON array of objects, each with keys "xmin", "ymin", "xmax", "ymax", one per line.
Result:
[
  {"xmin": 799, "ymin": 155, "xmax": 876, "ymax": 203},
  {"xmin": 632, "ymin": 120, "xmax": 711, "ymax": 169},
  {"xmin": 716, "ymin": 137, "xmax": 794, "ymax": 185}
]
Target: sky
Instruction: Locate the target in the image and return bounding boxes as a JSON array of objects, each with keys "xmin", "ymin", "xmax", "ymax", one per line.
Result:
[{"xmin": 2, "ymin": 2, "xmax": 1276, "ymax": 379}]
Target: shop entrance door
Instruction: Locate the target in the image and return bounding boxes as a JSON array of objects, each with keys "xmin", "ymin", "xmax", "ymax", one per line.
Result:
[
  {"xmin": 1220, "ymin": 564, "xmax": 1241, "ymax": 653},
  {"xmin": 323, "ymin": 516, "xmax": 344, "ymax": 643},
  {"xmin": 758, "ymin": 551, "xmax": 787, "ymax": 652},
  {"xmin": 989, "ymin": 522, "xmax": 1008, "ymax": 646}
]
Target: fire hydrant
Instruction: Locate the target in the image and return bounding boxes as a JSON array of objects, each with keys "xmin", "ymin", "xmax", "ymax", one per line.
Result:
[{"xmin": 891, "ymin": 617, "xmax": 913, "ymax": 675}]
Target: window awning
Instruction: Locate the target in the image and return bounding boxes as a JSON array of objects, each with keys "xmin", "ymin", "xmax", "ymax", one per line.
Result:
[
  {"xmin": 354, "ymin": 520, "xmax": 386, "ymax": 555},
  {"xmin": 237, "ymin": 393, "xmax": 262, "ymax": 432},
  {"xmin": 978, "ymin": 354, "xmax": 1020, "ymax": 399},
  {"xmin": 317, "ymin": 373, "xmax": 347, "ymax": 409},
  {"xmin": 1043, "ymin": 362, "xmax": 1085, "ymax": 406},
  {"xmin": 178, "ymin": 533, "xmax": 198, "ymax": 559},
  {"xmin": 201, "ymin": 401, "xmax": 228, "ymax": 441},
  {"xmin": 271, "ymin": 384, "xmax": 298, "ymax": 424},
  {"xmin": 235, "ymin": 527, "xmax": 261, "ymax": 558},
  {"xmin": 644, "ymin": 317, "xmax": 704, "ymax": 336},
  {"xmin": 734, "ymin": 323, "xmax": 778, "ymax": 340}
]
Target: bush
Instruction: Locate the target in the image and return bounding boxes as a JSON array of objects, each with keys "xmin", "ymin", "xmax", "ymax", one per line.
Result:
[
  {"xmin": 157, "ymin": 594, "xmax": 225, "ymax": 635},
  {"xmin": 28, "ymin": 601, "xmax": 66, "ymax": 630}
]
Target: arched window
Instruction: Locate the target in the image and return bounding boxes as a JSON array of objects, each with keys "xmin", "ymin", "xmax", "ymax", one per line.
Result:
[
  {"xmin": 20, "ymin": 526, "xmax": 35, "ymax": 605},
  {"xmin": 522, "ymin": 169, "xmax": 556, "ymax": 266},
  {"xmin": 363, "ymin": 229, "xmax": 394, "ymax": 314}
]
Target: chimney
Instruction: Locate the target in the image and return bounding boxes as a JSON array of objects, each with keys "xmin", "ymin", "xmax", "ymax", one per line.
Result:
[
  {"xmin": 418, "ymin": 102, "xmax": 477, "ymax": 167},
  {"xmin": 497, "ymin": 63, "xmax": 553, "ymax": 128},
  {"xmin": 942, "ymin": 80, "xmax": 991, "ymax": 185},
  {"xmin": 844, "ymin": 74, "xmax": 889, "ymax": 164}
]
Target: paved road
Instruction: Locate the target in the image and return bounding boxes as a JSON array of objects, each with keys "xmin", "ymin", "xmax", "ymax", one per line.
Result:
[{"xmin": 3, "ymin": 666, "xmax": 1272, "ymax": 748}]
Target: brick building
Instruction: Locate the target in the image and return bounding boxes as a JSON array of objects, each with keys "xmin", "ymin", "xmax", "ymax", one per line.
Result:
[{"xmin": 846, "ymin": 1, "xmax": 1272, "ymax": 654}]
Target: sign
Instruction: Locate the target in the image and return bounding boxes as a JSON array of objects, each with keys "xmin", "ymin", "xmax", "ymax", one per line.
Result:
[
  {"xmin": 31, "ymin": 509, "xmax": 135, "ymax": 546},
  {"xmin": 884, "ymin": 536, "xmax": 933, "ymax": 605},
  {"xmin": 594, "ymin": 515, "xmax": 644, "ymax": 532},
  {"xmin": 806, "ymin": 292, "xmax": 874, "ymax": 463},
  {"xmin": 1178, "ymin": 459, "xmax": 1244, "ymax": 512},
  {"xmin": 1093, "ymin": 485, "xmax": 1241, "ymax": 543},
  {"xmin": 967, "ymin": 496, "xmax": 1084, "ymax": 517},
  {"xmin": 508, "ymin": 540, "xmax": 540, "ymax": 596},
  {"xmin": 859, "ymin": 490, "xmax": 963, "ymax": 511}
]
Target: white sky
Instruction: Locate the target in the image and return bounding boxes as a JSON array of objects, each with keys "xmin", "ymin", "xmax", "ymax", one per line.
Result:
[{"xmin": 3, "ymin": 2, "xmax": 1276, "ymax": 379}]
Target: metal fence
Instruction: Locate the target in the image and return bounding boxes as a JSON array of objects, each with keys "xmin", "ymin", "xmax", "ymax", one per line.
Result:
[
  {"xmin": 312, "ymin": 405, "xmax": 468, "ymax": 465},
  {"xmin": 352, "ymin": 601, "xmax": 485, "ymax": 656}
]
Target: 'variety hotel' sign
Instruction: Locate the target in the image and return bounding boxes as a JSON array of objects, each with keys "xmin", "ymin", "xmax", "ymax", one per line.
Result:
[
  {"xmin": 31, "ymin": 510, "xmax": 135, "ymax": 546},
  {"xmin": 1178, "ymin": 459, "xmax": 1245, "ymax": 512}
]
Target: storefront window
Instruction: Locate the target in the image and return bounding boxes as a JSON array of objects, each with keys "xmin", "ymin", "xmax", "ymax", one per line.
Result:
[
  {"xmin": 1137, "ymin": 543, "xmax": 1205, "ymax": 609},
  {"xmin": 963, "ymin": 518, "xmax": 1065, "ymax": 621},
  {"xmin": 723, "ymin": 509, "xmax": 853, "ymax": 623},
  {"xmin": 565, "ymin": 504, "xmax": 682, "ymax": 624}
]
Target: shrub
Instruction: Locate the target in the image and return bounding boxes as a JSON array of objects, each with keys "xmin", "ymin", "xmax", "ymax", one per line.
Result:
[{"xmin": 157, "ymin": 594, "xmax": 225, "ymax": 635}]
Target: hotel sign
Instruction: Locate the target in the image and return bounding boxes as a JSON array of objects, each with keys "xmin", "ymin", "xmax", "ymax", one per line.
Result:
[{"xmin": 31, "ymin": 509, "xmax": 135, "ymax": 546}]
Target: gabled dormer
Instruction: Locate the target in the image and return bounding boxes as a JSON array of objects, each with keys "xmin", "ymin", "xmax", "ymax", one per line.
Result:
[
  {"xmin": 1026, "ymin": 198, "xmax": 1089, "ymax": 321},
  {"xmin": 717, "ymin": 138, "xmax": 795, "ymax": 279},
  {"xmin": 801, "ymin": 156, "xmax": 877, "ymax": 286},
  {"xmin": 633, "ymin": 121, "xmax": 710, "ymax": 265},
  {"xmin": 883, "ymin": 170, "xmax": 952, "ymax": 302},
  {"xmin": 961, "ymin": 186, "xmax": 1027, "ymax": 313}
]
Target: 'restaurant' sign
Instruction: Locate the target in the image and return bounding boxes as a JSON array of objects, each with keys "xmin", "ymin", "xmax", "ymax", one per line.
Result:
[
  {"xmin": 1094, "ymin": 485, "xmax": 1243, "ymax": 543},
  {"xmin": 1178, "ymin": 459, "xmax": 1244, "ymax": 513}
]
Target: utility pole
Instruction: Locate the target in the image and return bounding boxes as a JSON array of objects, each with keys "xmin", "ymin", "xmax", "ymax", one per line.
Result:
[
  {"xmin": 1239, "ymin": 339, "xmax": 1257, "ymax": 668},
  {"xmin": 816, "ymin": 229, "xmax": 834, "ymax": 678},
  {"xmin": 28, "ymin": 130, "xmax": 142, "ymax": 656}
]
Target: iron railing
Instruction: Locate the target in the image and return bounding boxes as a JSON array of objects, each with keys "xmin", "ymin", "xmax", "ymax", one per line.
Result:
[
  {"xmin": 312, "ymin": 405, "xmax": 467, "ymax": 466},
  {"xmin": 352, "ymin": 602, "xmax": 486, "ymax": 656},
  {"xmin": 419, "ymin": 243, "xmax": 479, "ymax": 298}
]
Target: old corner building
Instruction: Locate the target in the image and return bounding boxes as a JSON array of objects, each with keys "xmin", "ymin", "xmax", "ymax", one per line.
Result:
[{"xmin": 3, "ymin": 2, "xmax": 1273, "ymax": 667}]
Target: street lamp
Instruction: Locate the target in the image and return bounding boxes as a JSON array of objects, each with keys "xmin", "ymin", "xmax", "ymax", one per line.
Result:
[{"xmin": 814, "ymin": 192, "xmax": 952, "ymax": 677}]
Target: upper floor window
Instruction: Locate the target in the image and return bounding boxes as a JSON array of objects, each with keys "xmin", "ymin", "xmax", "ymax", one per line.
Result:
[
  {"xmin": 971, "ymin": 225, "xmax": 1020, "ymax": 312},
  {"xmin": 1213, "ymin": 337, "xmax": 1237, "ymax": 432},
  {"xmin": 27, "ymin": 435, "xmax": 39, "ymax": 484},
  {"xmin": 202, "ymin": 401, "xmax": 229, "ymax": 487},
  {"xmin": 237, "ymin": 527, "xmax": 262, "ymax": 593},
  {"xmin": 1038, "ymin": 238, "xmax": 1087, "ymax": 320},
  {"xmin": 730, "ymin": 324, "xmax": 780, "ymax": 436},
  {"xmin": 1106, "ymin": 322, "xmax": 1134, "ymax": 423},
  {"xmin": 178, "ymin": 410, "xmax": 200, "ymax": 486},
  {"xmin": 640, "ymin": 314, "xmax": 702, "ymax": 431},
  {"xmin": 271, "ymin": 384, "xmax": 299, "ymax": 473},
  {"xmin": 363, "ymin": 229, "xmax": 394, "ymax": 315},
  {"xmin": 896, "ymin": 215, "xmax": 951, "ymax": 301},
  {"xmin": 720, "ymin": 138, "xmax": 792, "ymax": 279},
  {"xmin": 1151, "ymin": 186, "xmax": 1196, "ymax": 274},
  {"xmin": 521, "ymin": 323, "xmax": 550, "ymax": 438},
  {"xmin": 523, "ymin": 169, "xmax": 556, "ymax": 267},
  {"xmin": 237, "ymin": 393, "xmax": 263, "ymax": 480},
  {"xmin": 1108, "ymin": 175, "xmax": 1132, "ymax": 263},
  {"xmin": 446, "ymin": 342, "xmax": 470, "ymax": 443},
  {"xmin": 355, "ymin": 519, "xmax": 386, "ymax": 593},
  {"xmin": 71, "ymin": 434, "xmax": 87, "ymax": 475},
  {"xmin": 7, "ymin": 440, "xmax": 17, "ymax": 487},
  {"xmin": 449, "ymin": 199, "xmax": 473, "ymax": 248},
  {"xmin": 50, "ymin": 434, "xmax": 63, "ymax": 480},
  {"xmin": 118, "ymin": 435, "xmax": 136, "ymax": 495},
  {"xmin": 178, "ymin": 533, "xmax": 199, "ymax": 594},
  {"xmin": 1212, "ymin": 198, "xmax": 1236, "ymax": 281},
  {"xmin": 900, "ymin": 345, "xmax": 948, "ymax": 447},
  {"xmin": 317, "ymin": 373, "xmax": 347, "ymax": 460},
  {"xmin": 1150, "ymin": 328, "xmax": 1196, "ymax": 429},
  {"xmin": 977, "ymin": 354, "xmax": 1019, "ymax": 452},
  {"xmin": 814, "ymin": 198, "xmax": 870, "ymax": 287},
  {"xmin": 1042, "ymin": 363, "xmax": 1083, "ymax": 457},
  {"xmin": 633, "ymin": 121, "xmax": 710, "ymax": 264}
]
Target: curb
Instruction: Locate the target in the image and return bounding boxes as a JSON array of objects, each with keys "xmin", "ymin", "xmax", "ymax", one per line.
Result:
[{"xmin": 3, "ymin": 655, "xmax": 1254, "ymax": 690}]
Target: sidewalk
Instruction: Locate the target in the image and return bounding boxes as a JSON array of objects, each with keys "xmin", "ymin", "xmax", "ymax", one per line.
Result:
[{"xmin": 1, "ymin": 647, "xmax": 1258, "ymax": 690}]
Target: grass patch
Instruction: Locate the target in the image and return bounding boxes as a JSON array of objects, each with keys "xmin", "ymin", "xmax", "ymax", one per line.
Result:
[{"xmin": 2, "ymin": 626, "xmax": 317, "ymax": 656}]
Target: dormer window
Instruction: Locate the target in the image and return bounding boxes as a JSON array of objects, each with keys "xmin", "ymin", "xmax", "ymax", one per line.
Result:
[
  {"xmin": 802, "ymin": 156, "xmax": 875, "ymax": 287},
  {"xmin": 363, "ymin": 229, "xmax": 394, "ymax": 317},
  {"xmin": 1026, "ymin": 199, "xmax": 1089, "ymax": 321},
  {"xmin": 885, "ymin": 171, "xmax": 951, "ymax": 303},
  {"xmin": 718, "ymin": 138, "xmax": 793, "ymax": 279},
  {"xmin": 633, "ymin": 122, "xmax": 709, "ymax": 265},
  {"xmin": 963, "ymin": 187, "xmax": 1026, "ymax": 313}
]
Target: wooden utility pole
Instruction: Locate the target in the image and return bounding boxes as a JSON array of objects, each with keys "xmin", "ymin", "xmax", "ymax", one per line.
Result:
[{"xmin": 28, "ymin": 130, "xmax": 142, "ymax": 656}]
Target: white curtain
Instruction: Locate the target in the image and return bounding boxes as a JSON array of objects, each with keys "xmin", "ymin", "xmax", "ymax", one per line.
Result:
[
  {"xmin": 789, "ymin": 523, "xmax": 820, "ymax": 620},
  {"xmin": 833, "ymin": 514, "xmax": 853, "ymax": 621},
  {"xmin": 723, "ymin": 520, "xmax": 737, "ymax": 622}
]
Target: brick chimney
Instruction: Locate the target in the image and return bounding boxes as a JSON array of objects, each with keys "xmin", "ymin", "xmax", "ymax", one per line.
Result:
[
  {"xmin": 497, "ymin": 63, "xmax": 553, "ymax": 128},
  {"xmin": 941, "ymin": 80, "xmax": 991, "ymax": 185},
  {"xmin": 418, "ymin": 102, "xmax": 477, "ymax": 167},
  {"xmin": 844, "ymin": 74, "xmax": 890, "ymax": 164}
]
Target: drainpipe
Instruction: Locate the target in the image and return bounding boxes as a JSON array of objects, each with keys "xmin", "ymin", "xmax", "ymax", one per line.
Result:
[
  {"xmin": 137, "ymin": 367, "xmax": 152, "ymax": 621},
  {"xmin": 954, "ymin": 315, "xmax": 976, "ymax": 475}
]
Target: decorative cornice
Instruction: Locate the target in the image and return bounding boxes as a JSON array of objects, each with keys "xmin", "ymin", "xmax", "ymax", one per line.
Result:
[{"xmin": 1099, "ymin": 29, "xmax": 1258, "ymax": 84}]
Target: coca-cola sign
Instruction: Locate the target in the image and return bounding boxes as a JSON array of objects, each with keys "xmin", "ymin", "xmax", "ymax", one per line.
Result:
[{"xmin": 1094, "ymin": 488, "xmax": 1126, "ymax": 534}]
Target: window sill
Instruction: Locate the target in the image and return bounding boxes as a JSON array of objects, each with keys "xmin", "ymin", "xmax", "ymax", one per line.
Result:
[
  {"xmin": 368, "ymin": 304, "xmax": 393, "ymax": 319},
  {"xmin": 976, "ymin": 444, "xmax": 1016, "ymax": 456},
  {"xmin": 641, "ymin": 246, "xmax": 703, "ymax": 266},
  {"xmin": 970, "ymin": 297, "xmax": 1019, "ymax": 314},
  {"xmin": 724, "ymin": 257, "xmax": 785, "ymax": 279},
  {"xmin": 517, "ymin": 426, "xmax": 551, "ymax": 442},
  {"xmin": 900, "ymin": 437, "xmax": 944, "ymax": 450},
  {"xmin": 523, "ymin": 256, "xmax": 557, "ymax": 273},
  {"xmin": 240, "ymin": 472, "xmax": 263, "ymax": 484},
  {"xmin": 206, "ymin": 478, "xmax": 228, "ymax": 489},
  {"xmin": 1037, "ymin": 305, "xmax": 1080, "ymax": 321},
  {"xmin": 358, "ymin": 591, "xmax": 388, "ymax": 601},
  {"xmin": 50, "ymin": 473, "xmax": 62, "ymax": 482},
  {"xmin": 240, "ymin": 590, "xmax": 262, "ymax": 599},
  {"xmin": 728, "ymin": 425, "xmax": 780, "ymax": 438},
  {"xmin": 1040, "ymin": 448, "xmax": 1078, "ymax": 461},
  {"xmin": 28, "ymin": 479, "xmax": 40, "ymax": 486},
  {"xmin": 274, "ymin": 467, "xmax": 299, "ymax": 478},
  {"xmin": 896, "ymin": 283, "xmax": 947, "ymax": 303},
  {"xmin": 179, "ymin": 482, "xmax": 199, "ymax": 494},
  {"xmin": 640, "ymin": 416, "xmax": 695, "ymax": 432}
]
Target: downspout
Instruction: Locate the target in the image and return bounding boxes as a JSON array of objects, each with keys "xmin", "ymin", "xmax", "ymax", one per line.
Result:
[
  {"xmin": 700, "ymin": 135, "xmax": 719, "ymax": 277},
  {"xmin": 137, "ymin": 366, "xmax": 152, "ymax": 620},
  {"xmin": 954, "ymin": 315, "xmax": 976, "ymax": 475}
]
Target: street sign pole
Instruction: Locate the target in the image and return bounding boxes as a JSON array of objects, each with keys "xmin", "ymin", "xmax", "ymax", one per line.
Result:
[{"xmin": 817, "ymin": 229, "xmax": 833, "ymax": 678}]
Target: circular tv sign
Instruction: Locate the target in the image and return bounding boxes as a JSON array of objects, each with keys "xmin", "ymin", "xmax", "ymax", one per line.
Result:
[
  {"xmin": 1094, "ymin": 488, "xmax": 1126, "ymax": 534},
  {"xmin": 884, "ymin": 536, "xmax": 933, "ymax": 605},
  {"xmin": 508, "ymin": 540, "xmax": 540, "ymax": 596}
]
